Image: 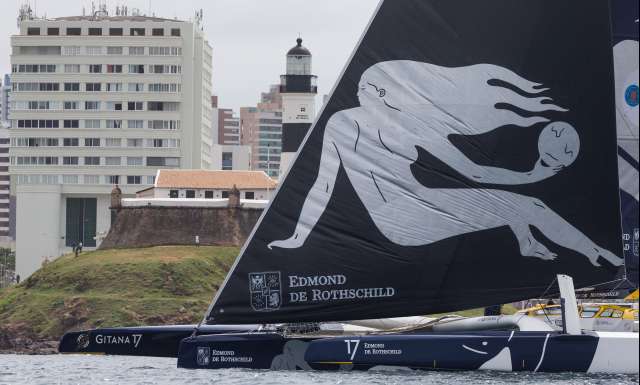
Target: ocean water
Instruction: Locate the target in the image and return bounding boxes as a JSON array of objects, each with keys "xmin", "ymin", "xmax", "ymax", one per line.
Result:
[{"xmin": 0, "ymin": 354, "xmax": 637, "ymax": 385}]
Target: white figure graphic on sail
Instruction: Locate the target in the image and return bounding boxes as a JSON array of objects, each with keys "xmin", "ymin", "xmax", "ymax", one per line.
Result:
[{"xmin": 268, "ymin": 60, "xmax": 623, "ymax": 267}]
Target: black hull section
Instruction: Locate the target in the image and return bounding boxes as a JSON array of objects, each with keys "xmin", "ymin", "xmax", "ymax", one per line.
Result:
[
  {"xmin": 177, "ymin": 331, "xmax": 604, "ymax": 372},
  {"xmin": 59, "ymin": 325, "xmax": 258, "ymax": 357}
]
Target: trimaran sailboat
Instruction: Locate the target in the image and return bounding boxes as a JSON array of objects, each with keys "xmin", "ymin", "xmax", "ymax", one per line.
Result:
[{"xmin": 59, "ymin": 0, "xmax": 639, "ymax": 373}]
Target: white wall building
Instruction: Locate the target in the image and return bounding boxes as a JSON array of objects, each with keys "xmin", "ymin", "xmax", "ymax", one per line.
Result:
[
  {"xmin": 211, "ymin": 144, "xmax": 251, "ymax": 171},
  {"xmin": 1, "ymin": 75, "xmax": 10, "ymax": 124},
  {"xmin": 0, "ymin": 127, "xmax": 9, "ymax": 241},
  {"xmin": 10, "ymin": 11, "xmax": 213, "ymax": 278},
  {"xmin": 136, "ymin": 169, "xmax": 276, "ymax": 201}
]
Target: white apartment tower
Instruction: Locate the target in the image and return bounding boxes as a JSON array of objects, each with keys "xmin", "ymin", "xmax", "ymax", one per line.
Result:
[
  {"xmin": 10, "ymin": 9, "xmax": 213, "ymax": 278},
  {"xmin": 0, "ymin": 127, "xmax": 9, "ymax": 239}
]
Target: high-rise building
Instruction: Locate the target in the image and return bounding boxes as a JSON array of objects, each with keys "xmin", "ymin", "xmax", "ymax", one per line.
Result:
[
  {"xmin": 240, "ymin": 86, "xmax": 283, "ymax": 179},
  {"xmin": 210, "ymin": 96, "xmax": 250, "ymax": 171},
  {"xmin": 0, "ymin": 127, "xmax": 9, "ymax": 239},
  {"xmin": 1, "ymin": 75, "xmax": 10, "ymax": 124},
  {"xmin": 10, "ymin": 9, "xmax": 213, "ymax": 278},
  {"xmin": 279, "ymin": 38, "xmax": 317, "ymax": 176},
  {"xmin": 218, "ymin": 108, "xmax": 241, "ymax": 145}
]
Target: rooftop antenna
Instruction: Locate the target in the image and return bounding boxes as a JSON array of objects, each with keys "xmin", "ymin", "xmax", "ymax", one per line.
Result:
[{"xmin": 195, "ymin": 8, "xmax": 203, "ymax": 30}]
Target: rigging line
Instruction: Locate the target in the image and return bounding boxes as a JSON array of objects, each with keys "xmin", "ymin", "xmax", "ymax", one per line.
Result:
[{"xmin": 538, "ymin": 277, "xmax": 558, "ymax": 326}]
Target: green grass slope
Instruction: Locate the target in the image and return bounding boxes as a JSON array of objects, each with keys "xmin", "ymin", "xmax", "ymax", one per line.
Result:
[
  {"xmin": 0, "ymin": 246, "xmax": 238, "ymax": 344},
  {"xmin": 0, "ymin": 245, "xmax": 519, "ymax": 349}
]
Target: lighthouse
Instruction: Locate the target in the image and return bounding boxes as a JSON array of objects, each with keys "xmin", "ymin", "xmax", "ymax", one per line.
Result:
[{"xmin": 279, "ymin": 38, "xmax": 318, "ymax": 177}]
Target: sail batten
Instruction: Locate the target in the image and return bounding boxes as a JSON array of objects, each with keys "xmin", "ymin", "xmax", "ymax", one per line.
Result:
[{"xmin": 206, "ymin": 0, "xmax": 625, "ymax": 324}]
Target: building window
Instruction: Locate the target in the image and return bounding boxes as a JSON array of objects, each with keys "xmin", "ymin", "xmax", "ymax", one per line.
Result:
[
  {"xmin": 130, "ymin": 28, "xmax": 145, "ymax": 36},
  {"xmin": 27, "ymin": 27, "xmax": 40, "ymax": 35},
  {"xmin": 204, "ymin": 191, "xmax": 214, "ymax": 199},
  {"xmin": 63, "ymin": 156, "xmax": 79, "ymax": 165},
  {"xmin": 128, "ymin": 83, "xmax": 144, "ymax": 92},
  {"xmin": 222, "ymin": 152, "xmax": 233, "ymax": 170},
  {"xmin": 84, "ymin": 101, "xmax": 100, "ymax": 110},
  {"xmin": 106, "ymin": 46, "xmax": 123, "ymax": 55},
  {"xmin": 152, "ymin": 28, "xmax": 164, "ymax": 36},
  {"xmin": 66, "ymin": 27, "xmax": 81, "ymax": 36},
  {"xmin": 85, "ymin": 120, "xmax": 101, "ymax": 129},
  {"xmin": 127, "ymin": 101, "xmax": 144, "ymax": 111},
  {"xmin": 109, "ymin": 28, "xmax": 123, "ymax": 36},
  {"xmin": 171, "ymin": 28, "xmax": 181, "ymax": 37},
  {"xmin": 106, "ymin": 64, "xmax": 123, "ymax": 73},
  {"xmin": 127, "ymin": 138, "xmax": 143, "ymax": 147},
  {"xmin": 84, "ymin": 157, "xmax": 100, "ymax": 166},
  {"xmin": 106, "ymin": 102, "xmax": 122, "ymax": 111},
  {"xmin": 128, "ymin": 46, "xmax": 145, "ymax": 55},
  {"xmin": 84, "ymin": 175, "xmax": 100, "ymax": 184},
  {"xmin": 86, "ymin": 46, "xmax": 103, "ymax": 55},
  {"xmin": 185, "ymin": 190, "xmax": 195, "ymax": 198},
  {"xmin": 64, "ymin": 82, "xmax": 80, "ymax": 91},
  {"xmin": 126, "ymin": 157, "xmax": 142, "ymax": 166},
  {"xmin": 105, "ymin": 138, "xmax": 121, "ymax": 147},
  {"xmin": 105, "ymin": 157, "xmax": 121, "ymax": 166},
  {"xmin": 89, "ymin": 64, "xmax": 102, "ymax": 73},
  {"xmin": 221, "ymin": 191, "xmax": 229, "ymax": 198},
  {"xmin": 63, "ymin": 175, "xmax": 79, "ymax": 184},
  {"xmin": 63, "ymin": 120, "xmax": 79, "ymax": 128},
  {"xmin": 127, "ymin": 176, "xmax": 142, "ymax": 185},
  {"xmin": 107, "ymin": 175, "xmax": 120, "ymax": 185},
  {"xmin": 127, "ymin": 120, "xmax": 144, "ymax": 129},
  {"xmin": 64, "ymin": 64, "xmax": 80, "ymax": 73},
  {"xmin": 128, "ymin": 64, "xmax": 144, "ymax": 74},
  {"xmin": 64, "ymin": 101, "xmax": 79, "ymax": 110},
  {"xmin": 169, "ymin": 190, "xmax": 179, "ymax": 198},
  {"xmin": 88, "ymin": 28, "xmax": 102, "ymax": 36},
  {"xmin": 86, "ymin": 83, "xmax": 101, "ymax": 91},
  {"xmin": 63, "ymin": 138, "xmax": 79, "ymax": 147},
  {"xmin": 46, "ymin": 27, "xmax": 59, "ymax": 35},
  {"xmin": 106, "ymin": 120, "xmax": 123, "ymax": 129},
  {"xmin": 63, "ymin": 46, "xmax": 81, "ymax": 56},
  {"xmin": 146, "ymin": 176, "xmax": 155, "ymax": 185},
  {"xmin": 84, "ymin": 138, "xmax": 100, "ymax": 147},
  {"xmin": 106, "ymin": 83, "xmax": 122, "ymax": 92},
  {"xmin": 245, "ymin": 192, "xmax": 255, "ymax": 200}
]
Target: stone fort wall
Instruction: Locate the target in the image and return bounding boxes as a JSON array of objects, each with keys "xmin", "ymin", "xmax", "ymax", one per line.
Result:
[{"xmin": 99, "ymin": 206, "xmax": 263, "ymax": 249}]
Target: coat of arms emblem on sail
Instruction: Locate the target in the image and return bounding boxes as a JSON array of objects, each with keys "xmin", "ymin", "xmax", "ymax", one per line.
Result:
[{"xmin": 249, "ymin": 272, "xmax": 282, "ymax": 311}]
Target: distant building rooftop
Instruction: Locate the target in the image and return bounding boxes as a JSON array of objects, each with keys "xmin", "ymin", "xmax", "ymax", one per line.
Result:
[
  {"xmin": 155, "ymin": 170, "xmax": 278, "ymax": 190},
  {"xmin": 50, "ymin": 15, "xmax": 184, "ymax": 23}
]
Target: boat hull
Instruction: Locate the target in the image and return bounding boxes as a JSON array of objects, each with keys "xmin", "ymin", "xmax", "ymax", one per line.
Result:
[
  {"xmin": 58, "ymin": 324, "xmax": 259, "ymax": 357},
  {"xmin": 177, "ymin": 330, "xmax": 639, "ymax": 373}
]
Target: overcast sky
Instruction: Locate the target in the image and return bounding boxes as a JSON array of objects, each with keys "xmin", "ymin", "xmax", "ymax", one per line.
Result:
[{"xmin": 0, "ymin": 0, "xmax": 380, "ymax": 112}]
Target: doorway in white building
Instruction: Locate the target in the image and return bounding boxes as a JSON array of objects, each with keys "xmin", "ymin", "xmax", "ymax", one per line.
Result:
[{"xmin": 65, "ymin": 198, "xmax": 97, "ymax": 248}]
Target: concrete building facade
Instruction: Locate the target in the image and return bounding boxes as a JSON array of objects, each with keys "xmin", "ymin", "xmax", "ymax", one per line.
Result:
[
  {"xmin": 10, "ymin": 11, "xmax": 213, "ymax": 278},
  {"xmin": 1, "ymin": 75, "xmax": 10, "ymax": 124},
  {"xmin": 240, "ymin": 85, "xmax": 283, "ymax": 179},
  {"xmin": 0, "ymin": 128, "xmax": 9, "ymax": 239},
  {"xmin": 136, "ymin": 169, "xmax": 276, "ymax": 201}
]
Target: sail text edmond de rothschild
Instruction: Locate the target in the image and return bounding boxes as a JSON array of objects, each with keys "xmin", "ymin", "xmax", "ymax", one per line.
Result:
[{"xmin": 288, "ymin": 274, "xmax": 394, "ymax": 303}]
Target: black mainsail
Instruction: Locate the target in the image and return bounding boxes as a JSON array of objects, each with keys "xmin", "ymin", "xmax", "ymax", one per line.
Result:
[{"xmin": 206, "ymin": 0, "xmax": 624, "ymax": 324}]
